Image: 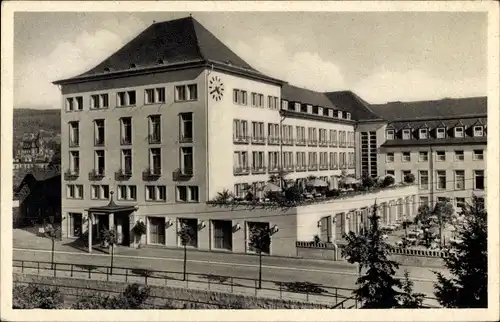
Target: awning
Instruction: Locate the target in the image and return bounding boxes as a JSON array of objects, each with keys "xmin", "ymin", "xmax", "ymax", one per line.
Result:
[
  {"xmin": 307, "ymin": 178, "xmax": 328, "ymax": 187},
  {"xmin": 87, "ymin": 192, "xmax": 137, "ymax": 213},
  {"xmin": 341, "ymin": 177, "xmax": 360, "ymax": 185},
  {"xmin": 263, "ymin": 182, "xmax": 281, "ymax": 192}
]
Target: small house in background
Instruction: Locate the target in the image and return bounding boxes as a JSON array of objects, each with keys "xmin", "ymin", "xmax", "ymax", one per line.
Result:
[{"xmin": 13, "ymin": 167, "xmax": 61, "ymax": 229}]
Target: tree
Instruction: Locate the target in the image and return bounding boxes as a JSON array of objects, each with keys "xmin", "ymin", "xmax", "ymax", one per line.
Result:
[
  {"xmin": 352, "ymin": 201, "xmax": 402, "ymax": 308},
  {"xmin": 398, "ymin": 271, "xmax": 425, "ymax": 308},
  {"xmin": 341, "ymin": 231, "xmax": 369, "ymax": 276},
  {"xmin": 178, "ymin": 223, "xmax": 196, "ymax": 281},
  {"xmin": 361, "ymin": 173, "xmax": 375, "ymax": 189},
  {"xmin": 434, "ymin": 196, "xmax": 487, "ymax": 308},
  {"xmin": 404, "ymin": 173, "xmax": 415, "ymax": 184},
  {"xmin": 433, "ymin": 198, "xmax": 455, "ymax": 247},
  {"xmin": 44, "ymin": 220, "xmax": 60, "ymax": 270},
  {"xmin": 382, "ymin": 175, "xmax": 395, "ymax": 187},
  {"xmin": 132, "ymin": 220, "xmax": 147, "ymax": 248},
  {"xmin": 248, "ymin": 225, "xmax": 273, "ymax": 289},
  {"xmin": 102, "ymin": 228, "xmax": 118, "ymax": 275},
  {"xmin": 13, "ymin": 283, "xmax": 64, "ymax": 309}
]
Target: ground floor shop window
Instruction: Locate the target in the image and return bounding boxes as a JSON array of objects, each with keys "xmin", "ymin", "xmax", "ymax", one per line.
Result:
[
  {"xmin": 178, "ymin": 218, "xmax": 198, "ymax": 247},
  {"xmin": 212, "ymin": 220, "xmax": 233, "ymax": 250},
  {"xmin": 69, "ymin": 213, "xmax": 82, "ymax": 237},
  {"xmin": 247, "ymin": 221, "xmax": 270, "ymax": 254},
  {"xmin": 148, "ymin": 217, "xmax": 166, "ymax": 245}
]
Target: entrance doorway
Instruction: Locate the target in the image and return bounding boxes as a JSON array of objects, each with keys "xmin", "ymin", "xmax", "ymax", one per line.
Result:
[
  {"xmin": 115, "ymin": 214, "xmax": 130, "ymax": 246},
  {"xmin": 148, "ymin": 217, "xmax": 166, "ymax": 245},
  {"xmin": 95, "ymin": 214, "xmax": 109, "ymax": 240},
  {"xmin": 212, "ymin": 220, "xmax": 233, "ymax": 250}
]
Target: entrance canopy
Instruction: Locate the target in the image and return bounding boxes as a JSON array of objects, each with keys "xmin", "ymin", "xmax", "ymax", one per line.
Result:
[{"xmin": 87, "ymin": 192, "xmax": 137, "ymax": 213}]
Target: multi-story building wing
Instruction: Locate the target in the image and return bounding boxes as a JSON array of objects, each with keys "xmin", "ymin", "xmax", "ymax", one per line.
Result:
[{"xmin": 372, "ymin": 97, "xmax": 487, "ymax": 210}]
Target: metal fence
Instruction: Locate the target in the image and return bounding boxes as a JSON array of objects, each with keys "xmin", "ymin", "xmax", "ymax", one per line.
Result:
[{"xmin": 13, "ymin": 259, "xmax": 358, "ymax": 309}]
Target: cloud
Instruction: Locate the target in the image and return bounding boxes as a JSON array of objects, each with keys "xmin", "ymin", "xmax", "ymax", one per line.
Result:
[
  {"xmin": 227, "ymin": 36, "xmax": 346, "ymax": 92},
  {"xmin": 15, "ymin": 16, "xmax": 146, "ymax": 108},
  {"xmin": 352, "ymin": 69, "xmax": 486, "ymax": 104}
]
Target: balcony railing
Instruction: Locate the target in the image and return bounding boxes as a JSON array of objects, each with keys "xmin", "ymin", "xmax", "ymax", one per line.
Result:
[
  {"xmin": 172, "ymin": 167, "xmax": 193, "ymax": 181},
  {"xmin": 94, "ymin": 139, "xmax": 105, "ymax": 147},
  {"xmin": 148, "ymin": 134, "xmax": 161, "ymax": 144},
  {"xmin": 88, "ymin": 169, "xmax": 105, "ymax": 180},
  {"xmin": 307, "ymin": 140, "xmax": 318, "ymax": 147},
  {"xmin": 142, "ymin": 168, "xmax": 161, "ymax": 181},
  {"xmin": 251, "ymin": 167, "xmax": 267, "ymax": 174},
  {"xmin": 319, "ymin": 164, "xmax": 329, "ymax": 171},
  {"xmin": 295, "ymin": 140, "xmax": 307, "ymax": 146},
  {"xmin": 268, "ymin": 167, "xmax": 280, "ymax": 174},
  {"xmin": 308, "ymin": 164, "xmax": 318, "ymax": 171},
  {"xmin": 329, "ymin": 164, "xmax": 339, "ymax": 170},
  {"xmin": 64, "ymin": 169, "xmax": 79, "ymax": 180},
  {"xmin": 233, "ymin": 136, "xmax": 250, "ymax": 144},
  {"xmin": 251, "ymin": 137, "xmax": 266, "ymax": 145},
  {"xmin": 281, "ymin": 138, "xmax": 294, "ymax": 146},
  {"xmin": 120, "ymin": 137, "xmax": 132, "ymax": 145},
  {"xmin": 115, "ymin": 169, "xmax": 132, "ymax": 180},
  {"xmin": 69, "ymin": 140, "xmax": 79, "ymax": 148},
  {"xmin": 233, "ymin": 166, "xmax": 251, "ymax": 175},
  {"xmin": 296, "ymin": 165, "xmax": 307, "ymax": 172},
  {"xmin": 179, "ymin": 135, "xmax": 193, "ymax": 143},
  {"xmin": 267, "ymin": 137, "xmax": 280, "ymax": 145},
  {"xmin": 319, "ymin": 140, "xmax": 328, "ymax": 147}
]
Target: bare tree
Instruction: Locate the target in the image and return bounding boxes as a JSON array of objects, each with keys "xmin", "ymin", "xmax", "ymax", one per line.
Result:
[{"xmin": 178, "ymin": 223, "xmax": 196, "ymax": 281}]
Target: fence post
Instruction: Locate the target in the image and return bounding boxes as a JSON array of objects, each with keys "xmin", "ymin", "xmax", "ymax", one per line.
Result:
[
  {"xmin": 279, "ymin": 283, "xmax": 282, "ymax": 299},
  {"xmin": 37, "ymin": 261, "xmax": 40, "ymax": 275},
  {"xmin": 335, "ymin": 288, "xmax": 338, "ymax": 305},
  {"xmin": 145, "ymin": 275, "xmax": 148, "ymax": 285},
  {"xmin": 71, "ymin": 264, "xmax": 73, "ymax": 277},
  {"xmin": 106, "ymin": 267, "xmax": 109, "ymax": 281},
  {"xmin": 230, "ymin": 277, "xmax": 233, "ymax": 293},
  {"xmin": 88, "ymin": 268, "xmax": 91, "ymax": 279},
  {"xmin": 306, "ymin": 290, "xmax": 309, "ymax": 302},
  {"xmin": 254, "ymin": 280, "xmax": 258, "ymax": 296},
  {"xmin": 208, "ymin": 278, "xmax": 211, "ymax": 290},
  {"xmin": 186, "ymin": 273, "xmax": 188, "ymax": 288},
  {"xmin": 21, "ymin": 261, "xmax": 24, "ymax": 273},
  {"xmin": 53, "ymin": 263, "xmax": 56, "ymax": 277},
  {"xmin": 125, "ymin": 269, "xmax": 128, "ymax": 282}
]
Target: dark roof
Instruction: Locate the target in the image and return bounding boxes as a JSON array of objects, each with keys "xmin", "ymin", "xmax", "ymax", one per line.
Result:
[
  {"xmin": 371, "ymin": 97, "xmax": 487, "ymax": 121},
  {"xmin": 324, "ymin": 91, "xmax": 384, "ymax": 121},
  {"xmin": 282, "ymin": 84, "xmax": 337, "ymax": 109},
  {"xmin": 389, "ymin": 117, "xmax": 487, "ymax": 130},
  {"xmin": 13, "ymin": 168, "xmax": 60, "ymax": 192},
  {"xmin": 381, "ymin": 136, "xmax": 487, "ymax": 147},
  {"xmin": 54, "ymin": 17, "xmax": 278, "ymax": 84}
]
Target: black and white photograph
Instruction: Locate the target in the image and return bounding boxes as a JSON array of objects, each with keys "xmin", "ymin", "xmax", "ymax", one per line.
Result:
[{"xmin": 1, "ymin": 1, "xmax": 499, "ymax": 321}]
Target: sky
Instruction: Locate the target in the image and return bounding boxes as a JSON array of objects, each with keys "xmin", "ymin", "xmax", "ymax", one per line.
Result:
[{"xmin": 13, "ymin": 11, "xmax": 487, "ymax": 109}]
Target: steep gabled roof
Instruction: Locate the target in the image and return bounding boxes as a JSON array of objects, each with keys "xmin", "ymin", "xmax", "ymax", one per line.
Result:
[
  {"xmin": 324, "ymin": 91, "xmax": 384, "ymax": 121},
  {"xmin": 54, "ymin": 17, "xmax": 279, "ymax": 85},
  {"xmin": 370, "ymin": 97, "xmax": 487, "ymax": 121},
  {"xmin": 281, "ymin": 84, "xmax": 337, "ymax": 109}
]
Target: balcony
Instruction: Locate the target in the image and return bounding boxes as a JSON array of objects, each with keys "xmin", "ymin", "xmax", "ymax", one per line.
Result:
[
  {"xmin": 88, "ymin": 169, "xmax": 105, "ymax": 181},
  {"xmin": 233, "ymin": 166, "xmax": 251, "ymax": 175},
  {"xmin": 267, "ymin": 137, "xmax": 280, "ymax": 145},
  {"xmin": 251, "ymin": 167, "xmax": 267, "ymax": 175},
  {"xmin": 295, "ymin": 140, "xmax": 307, "ymax": 146},
  {"xmin": 308, "ymin": 164, "xmax": 318, "ymax": 171},
  {"xmin": 329, "ymin": 142, "xmax": 338, "ymax": 147},
  {"xmin": 179, "ymin": 135, "xmax": 193, "ymax": 143},
  {"xmin": 142, "ymin": 168, "xmax": 161, "ymax": 181},
  {"xmin": 115, "ymin": 169, "xmax": 132, "ymax": 181},
  {"xmin": 94, "ymin": 139, "xmax": 105, "ymax": 147},
  {"xmin": 329, "ymin": 164, "xmax": 339, "ymax": 170},
  {"xmin": 233, "ymin": 136, "xmax": 250, "ymax": 144},
  {"xmin": 251, "ymin": 136, "xmax": 266, "ymax": 145},
  {"xmin": 172, "ymin": 167, "xmax": 193, "ymax": 181},
  {"xmin": 285, "ymin": 165, "xmax": 295, "ymax": 172},
  {"xmin": 307, "ymin": 140, "xmax": 318, "ymax": 147},
  {"xmin": 319, "ymin": 140, "xmax": 328, "ymax": 147},
  {"xmin": 281, "ymin": 138, "xmax": 294, "ymax": 146},
  {"xmin": 296, "ymin": 165, "xmax": 307, "ymax": 172},
  {"xmin": 268, "ymin": 167, "xmax": 280, "ymax": 174},
  {"xmin": 120, "ymin": 137, "xmax": 132, "ymax": 145},
  {"xmin": 69, "ymin": 140, "xmax": 79, "ymax": 148},
  {"xmin": 64, "ymin": 169, "xmax": 79, "ymax": 180},
  {"xmin": 148, "ymin": 134, "xmax": 161, "ymax": 144},
  {"xmin": 319, "ymin": 164, "xmax": 329, "ymax": 171}
]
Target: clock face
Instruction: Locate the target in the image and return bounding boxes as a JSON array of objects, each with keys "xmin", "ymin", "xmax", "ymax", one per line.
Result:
[{"xmin": 208, "ymin": 76, "xmax": 224, "ymax": 101}]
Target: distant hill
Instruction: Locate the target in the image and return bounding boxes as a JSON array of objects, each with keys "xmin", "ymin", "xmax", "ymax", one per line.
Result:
[{"xmin": 13, "ymin": 108, "xmax": 61, "ymax": 148}]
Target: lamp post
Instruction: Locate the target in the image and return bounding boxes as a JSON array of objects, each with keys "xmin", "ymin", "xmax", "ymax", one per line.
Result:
[
  {"xmin": 403, "ymin": 215, "xmax": 408, "ymax": 239},
  {"xmin": 278, "ymin": 113, "xmax": 286, "ymax": 189}
]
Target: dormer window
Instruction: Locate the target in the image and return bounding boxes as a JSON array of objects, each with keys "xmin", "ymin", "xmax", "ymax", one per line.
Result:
[
  {"xmin": 454, "ymin": 127, "xmax": 464, "ymax": 138},
  {"xmin": 402, "ymin": 129, "xmax": 411, "ymax": 140},
  {"xmin": 346, "ymin": 112, "xmax": 351, "ymax": 120},
  {"xmin": 157, "ymin": 59, "xmax": 164, "ymax": 64},
  {"xmin": 281, "ymin": 100, "xmax": 289, "ymax": 110},
  {"xmin": 419, "ymin": 128, "xmax": 428, "ymax": 139},
  {"xmin": 473, "ymin": 126, "xmax": 484, "ymax": 137},
  {"xmin": 300, "ymin": 104, "xmax": 307, "ymax": 113},
  {"xmin": 312, "ymin": 106, "xmax": 319, "ymax": 114},
  {"xmin": 386, "ymin": 130, "xmax": 395, "ymax": 140},
  {"xmin": 322, "ymin": 108, "xmax": 329, "ymax": 116},
  {"xmin": 338, "ymin": 111, "xmax": 343, "ymax": 119},
  {"xmin": 436, "ymin": 128, "xmax": 446, "ymax": 139},
  {"xmin": 104, "ymin": 67, "xmax": 111, "ymax": 72},
  {"xmin": 129, "ymin": 63, "xmax": 137, "ymax": 69}
]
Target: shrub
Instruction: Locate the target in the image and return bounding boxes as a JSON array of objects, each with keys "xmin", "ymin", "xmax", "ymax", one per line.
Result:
[
  {"xmin": 404, "ymin": 173, "xmax": 415, "ymax": 184},
  {"xmin": 72, "ymin": 284, "xmax": 151, "ymax": 309},
  {"xmin": 313, "ymin": 235, "xmax": 321, "ymax": 244},
  {"xmin": 361, "ymin": 173, "xmax": 375, "ymax": 188},
  {"xmin": 284, "ymin": 186, "xmax": 302, "ymax": 202},
  {"xmin": 132, "ymin": 220, "xmax": 147, "ymax": 237},
  {"xmin": 265, "ymin": 191, "xmax": 284, "ymax": 202},
  {"xmin": 244, "ymin": 191, "xmax": 255, "ymax": 201},
  {"xmin": 382, "ymin": 175, "xmax": 395, "ymax": 187},
  {"xmin": 13, "ymin": 283, "xmax": 64, "ymax": 309},
  {"xmin": 325, "ymin": 189, "xmax": 340, "ymax": 197}
]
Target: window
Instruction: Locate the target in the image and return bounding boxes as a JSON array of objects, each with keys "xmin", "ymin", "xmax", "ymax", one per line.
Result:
[
  {"xmin": 251, "ymin": 92, "xmax": 264, "ymax": 107},
  {"xmin": 145, "ymin": 87, "xmax": 165, "ymax": 104},
  {"xmin": 121, "ymin": 149, "xmax": 132, "ymax": 174},
  {"xmin": 402, "ymin": 129, "xmax": 411, "ymax": 140},
  {"xmin": 69, "ymin": 151, "xmax": 79, "ymax": 174},
  {"xmin": 402, "ymin": 152, "xmax": 411, "ymax": 162},
  {"xmin": 267, "ymin": 123, "xmax": 279, "ymax": 143},
  {"xmin": 419, "ymin": 151, "xmax": 428, "ymax": 162},
  {"xmin": 436, "ymin": 170, "xmax": 446, "ymax": 190},
  {"xmin": 145, "ymin": 185, "xmax": 166, "ymax": 201},
  {"xmin": 69, "ymin": 213, "xmax": 83, "ymax": 237},
  {"xmin": 233, "ymin": 119, "xmax": 249, "ymax": 142},
  {"xmin": 120, "ymin": 117, "xmax": 132, "ymax": 145},
  {"xmin": 281, "ymin": 100, "xmax": 288, "ymax": 110},
  {"xmin": 436, "ymin": 151, "xmax": 446, "ymax": 162},
  {"xmin": 268, "ymin": 151, "xmax": 279, "ymax": 170},
  {"xmin": 234, "ymin": 183, "xmax": 248, "ymax": 199},
  {"xmin": 473, "ymin": 149, "xmax": 484, "ymax": 161},
  {"xmin": 148, "ymin": 115, "xmax": 161, "ymax": 143},
  {"xmin": 233, "ymin": 89, "xmax": 248, "ymax": 105},
  {"xmin": 117, "ymin": 185, "xmax": 137, "ymax": 201},
  {"xmin": 176, "ymin": 186, "xmax": 199, "ymax": 202},
  {"xmin": 66, "ymin": 184, "xmax": 83, "ymax": 199},
  {"xmin": 181, "ymin": 147, "xmax": 193, "ymax": 174},
  {"xmin": 247, "ymin": 222, "xmax": 270, "ymax": 254},
  {"xmin": 346, "ymin": 112, "xmax": 351, "ymax": 120},
  {"xmin": 455, "ymin": 150, "xmax": 464, "ymax": 161},
  {"xmin": 252, "ymin": 151, "xmax": 265, "ymax": 171},
  {"xmin": 419, "ymin": 170, "xmax": 429, "ymax": 190},
  {"xmin": 473, "ymin": 126, "xmax": 484, "ymax": 137},
  {"xmin": 474, "ymin": 170, "xmax": 484, "ymax": 190},
  {"xmin": 300, "ymin": 104, "xmax": 307, "ymax": 113},
  {"xmin": 319, "ymin": 152, "xmax": 328, "ymax": 169},
  {"xmin": 175, "ymin": 84, "xmax": 197, "ymax": 101},
  {"xmin": 90, "ymin": 94, "xmax": 109, "ymax": 109},
  {"xmin": 386, "ymin": 152, "xmax": 394, "ymax": 163},
  {"xmin": 455, "ymin": 198, "xmax": 466, "ymax": 211},
  {"xmin": 66, "ymin": 98, "xmax": 74, "ymax": 111},
  {"xmin": 455, "ymin": 170, "xmax": 465, "ymax": 190},
  {"xmin": 296, "ymin": 126, "xmax": 306, "ymax": 144},
  {"xmin": 419, "ymin": 128, "xmax": 428, "ymax": 139},
  {"xmin": 149, "ymin": 148, "xmax": 162, "ymax": 174},
  {"xmin": 91, "ymin": 184, "xmax": 109, "ymax": 200},
  {"xmin": 420, "ymin": 196, "xmax": 429, "ymax": 207},
  {"xmin": 454, "ymin": 127, "xmax": 464, "ymax": 138},
  {"xmin": 308, "ymin": 128, "xmax": 318, "ymax": 145},
  {"xmin": 386, "ymin": 130, "xmax": 394, "ymax": 140},
  {"xmin": 91, "ymin": 95, "xmax": 99, "ymax": 109},
  {"xmin": 94, "ymin": 150, "xmax": 105, "ymax": 175},
  {"xmin": 332, "ymin": 152, "xmax": 338, "ymax": 169},
  {"xmin": 233, "ymin": 151, "xmax": 249, "ymax": 174},
  {"xmin": 386, "ymin": 170, "xmax": 395, "ymax": 176},
  {"xmin": 66, "ymin": 96, "xmax": 83, "ymax": 111},
  {"xmin": 69, "ymin": 122, "xmax": 79, "ymax": 147},
  {"xmin": 268, "ymin": 96, "xmax": 279, "ymax": 110},
  {"xmin": 94, "ymin": 119, "xmax": 105, "ymax": 146},
  {"xmin": 252, "ymin": 122, "xmax": 265, "ymax": 143},
  {"xmin": 178, "ymin": 218, "xmax": 198, "ymax": 247},
  {"xmin": 436, "ymin": 128, "xmax": 446, "ymax": 139},
  {"xmin": 212, "ymin": 220, "xmax": 233, "ymax": 250},
  {"xmin": 180, "ymin": 113, "xmax": 193, "ymax": 142},
  {"xmin": 116, "ymin": 91, "xmax": 136, "ymax": 107}
]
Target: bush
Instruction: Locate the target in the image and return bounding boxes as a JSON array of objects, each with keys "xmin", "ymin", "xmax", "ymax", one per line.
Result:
[
  {"xmin": 13, "ymin": 283, "xmax": 64, "ymax": 309},
  {"xmin": 72, "ymin": 284, "xmax": 151, "ymax": 309},
  {"xmin": 265, "ymin": 191, "xmax": 284, "ymax": 202},
  {"xmin": 132, "ymin": 220, "xmax": 147, "ymax": 237},
  {"xmin": 404, "ymin": 173, "xmax": 415, "ymax": 184},
  {"xmin": 284, "ymin": 186, "xmax": 302, "ymax": 202},
  {"xmin": 382, "ymin": 175, "xmax": 395, "ymax": 187},
  {"xmin": 313, "ymin": 235, "xmax": 321, "ymax": 244},
  {"xmin": 361, "ymin": 173, "xmax": 375, "ymax": 188},
  {"xmin": 325, "ymin": 189, "xmax": 340, "ymax": 197}
]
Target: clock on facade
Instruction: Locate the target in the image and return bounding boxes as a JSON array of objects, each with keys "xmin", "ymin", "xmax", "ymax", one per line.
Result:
[{"xmin": 208, "ymin": 75, "xmax": 224, "ymax": 101}]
